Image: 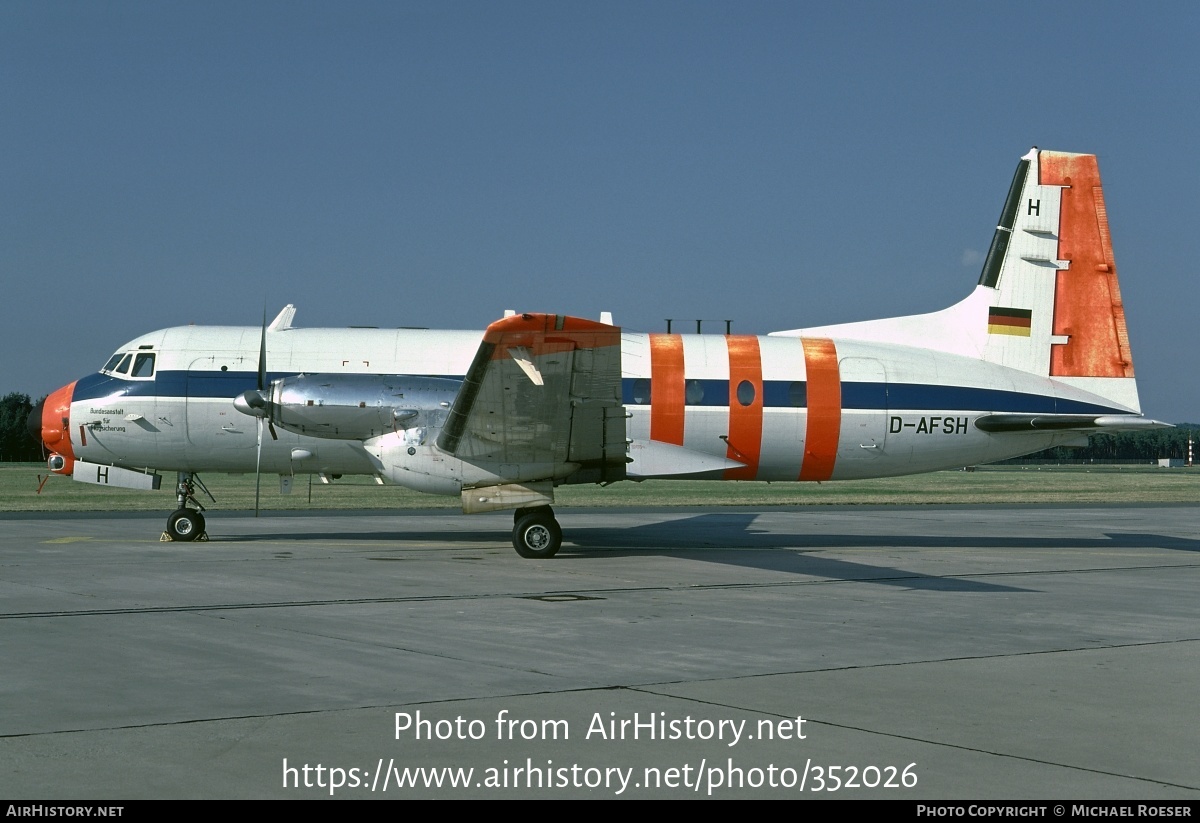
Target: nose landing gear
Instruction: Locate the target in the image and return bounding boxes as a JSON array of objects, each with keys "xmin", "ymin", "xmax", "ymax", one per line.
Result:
[
  {"xmin": 161, "ymin": 472, "xmax": 212, "ymax": 542},
  {"xmin": 166, "ymin": 508, "xmax": 206, "ymax": 541}
]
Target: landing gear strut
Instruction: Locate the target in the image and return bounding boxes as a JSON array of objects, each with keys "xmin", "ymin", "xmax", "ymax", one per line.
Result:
[
  {"xmin": 512, "ymin": 506, "xmax": 562, "ymax": 559},
  {"xmin": 162, "ymin": 472, "xmax": 211, "ymax": 542}
]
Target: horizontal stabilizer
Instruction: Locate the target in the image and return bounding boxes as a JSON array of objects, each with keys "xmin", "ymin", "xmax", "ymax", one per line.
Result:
[{"xmin": 974, "ymin": 414, "xmax": 1171, "ymax": 434}]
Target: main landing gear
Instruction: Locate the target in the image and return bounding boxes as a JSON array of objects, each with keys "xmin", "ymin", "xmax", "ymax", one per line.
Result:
[
  {"xmin": 512, "ymin": 505, "xmax": 562, "ymax": 559},
  {"xmin": 162, "ymin": 472, "xmax": 211, "ymax": 542}
]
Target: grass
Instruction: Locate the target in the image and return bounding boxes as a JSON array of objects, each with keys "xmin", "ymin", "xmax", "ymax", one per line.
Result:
[{"xmin": 2, "ymin": 462, "xmax": 1198, "ymax": 513}]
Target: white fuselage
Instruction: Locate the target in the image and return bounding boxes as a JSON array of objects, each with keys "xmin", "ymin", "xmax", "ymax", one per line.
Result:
[{"xmin": 53, "ymin": 322, "xmax": 1129, "ymax": 492}]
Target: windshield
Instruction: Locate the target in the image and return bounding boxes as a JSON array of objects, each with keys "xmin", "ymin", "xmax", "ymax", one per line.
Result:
[{"xmin": 101, "ymin": 351, "xmax": 156, "ymax": 378}]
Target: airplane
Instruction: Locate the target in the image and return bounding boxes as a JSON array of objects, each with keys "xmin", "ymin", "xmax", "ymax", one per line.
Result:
[{"xmin": 29, "ymin": 148, "xmax": 1168, "ymax": 558}]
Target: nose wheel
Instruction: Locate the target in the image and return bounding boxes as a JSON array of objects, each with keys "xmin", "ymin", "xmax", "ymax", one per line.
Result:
[
  {"xmin": 512, "ymin": 506, "xmax": 562, "ymax": 558},
  {"xmin": 161, "ymin": 472, "xmax": 211, "ymax": 542},
  {"xmin": 165, "ymin": 508, "xmax": 207, "ymax": 542}
]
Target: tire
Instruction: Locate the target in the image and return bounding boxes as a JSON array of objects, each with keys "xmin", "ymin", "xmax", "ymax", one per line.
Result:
[
  {"xmin": 514, "ymin": 505, "xmax": 554, "ymax": 524},
  {"xmin": 167, "ymin": 509, "xmax": 204, "ymax": 542},
  {"xmin": 512, "ymin": 511, "xmax": 562, "ymax": 559}
]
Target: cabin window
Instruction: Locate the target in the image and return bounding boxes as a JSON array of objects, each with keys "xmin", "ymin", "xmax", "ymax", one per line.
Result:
[
  {"xmin": 736, "ymin": 380, "xmax": 755, "ymax": 407},
  {"xmin": 631, "ymin": 378, "xmax": 651, "ymax": 405},
  {"xmin": 685, "ymin": 380, "xmax": 704, "ymax": 405},
  {"xmin": 788, "ymin": 381, "xmax": 807, "ymax": 407}
]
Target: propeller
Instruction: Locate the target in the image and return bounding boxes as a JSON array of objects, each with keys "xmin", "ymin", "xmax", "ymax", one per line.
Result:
[
  {"xmin": 258, "ymin": 312, "xmax": 278, "ymax": 442},
  {"xmin": 253, "ymin": 311, "xmax": 266, "ymax": 517},
  {"xmin": 233, "ymin": 310, "xmax": 278, "ymax": 517}
]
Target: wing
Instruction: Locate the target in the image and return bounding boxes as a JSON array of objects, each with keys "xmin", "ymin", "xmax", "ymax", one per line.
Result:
[{"xmin": 437, "ymin": 313, "xmax": 627, "ymax": 484}]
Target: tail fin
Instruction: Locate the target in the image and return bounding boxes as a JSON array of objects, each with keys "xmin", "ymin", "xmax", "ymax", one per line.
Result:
[
  {"xmin": 979, "ymin": 149, "xmax": 1136, "ymax": 393},
  {"xmin": 772, "ymin": 148, "xmax": 1141, "ymax": 413}
]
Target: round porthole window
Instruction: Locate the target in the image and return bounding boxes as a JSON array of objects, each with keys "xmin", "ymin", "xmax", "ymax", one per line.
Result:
[{"xmin": 736, "ymin": 380, "xmax": 755, "ymax": 406}]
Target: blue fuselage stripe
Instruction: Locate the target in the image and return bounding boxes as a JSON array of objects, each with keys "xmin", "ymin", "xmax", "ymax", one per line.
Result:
[
  {"xmin": 618, "ymin": 377, "xmax": 1119, "ymax": 415},
  {"xmin": 72, "ymin": 370, "xmax": 1124, "ymax": 416}
]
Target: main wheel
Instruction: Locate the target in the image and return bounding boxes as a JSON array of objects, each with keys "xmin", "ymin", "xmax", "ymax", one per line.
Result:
[
  {"xmin": 512, "ymin": 511, "xmax": 562, "ymax": 559},
  {"xmin": 514, "ymin": 505, "xmax": 554, "ymax": 524},
  {"xmin": 167, "ymin": 508, "xmax": 204, "ymax": 542}
]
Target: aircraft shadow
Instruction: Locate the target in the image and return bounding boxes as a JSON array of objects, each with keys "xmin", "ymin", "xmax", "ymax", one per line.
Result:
[{"xmin": 221, "ymin": 511, "xmax": 1200, "ymax": 593}]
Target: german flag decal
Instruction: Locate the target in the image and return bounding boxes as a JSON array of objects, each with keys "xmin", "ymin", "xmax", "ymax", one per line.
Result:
[{"xmin": 988, "ymin": 306, "xmax": 1032, "ymax": 336}]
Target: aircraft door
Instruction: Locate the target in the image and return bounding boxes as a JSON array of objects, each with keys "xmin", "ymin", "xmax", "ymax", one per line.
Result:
[
  {"xmin": 185, "ymin": 354, "xmax": 258, "ymax": 465},
  {"xmin": 837, "ymin": 357, "xmax": 887, "ymax": 461}
]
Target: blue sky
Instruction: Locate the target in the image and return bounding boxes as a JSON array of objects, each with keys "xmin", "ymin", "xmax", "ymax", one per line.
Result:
[{"xmin": 3, "ymin": 1, "xmax": 1197, "ymax": 421}]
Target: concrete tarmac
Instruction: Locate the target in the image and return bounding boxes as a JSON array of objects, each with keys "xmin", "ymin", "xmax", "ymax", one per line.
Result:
[{"xmin": 1, "ymin": 504, "xmax": 1198, "ymax": 799}]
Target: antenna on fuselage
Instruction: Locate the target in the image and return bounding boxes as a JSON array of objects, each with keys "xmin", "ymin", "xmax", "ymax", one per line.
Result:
[{"xmin": 664, "ymin": 319, "xmax": 734, "ymax": 333}]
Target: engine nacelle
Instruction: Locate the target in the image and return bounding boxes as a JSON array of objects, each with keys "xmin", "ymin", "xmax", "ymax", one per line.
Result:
[
  {"xmin": 368, "ymin": 430, "xmax": 580, "ymax": 499},
  {"xmin": 235, "ymin": 374, "xmax": 461, "ymax": 440}
]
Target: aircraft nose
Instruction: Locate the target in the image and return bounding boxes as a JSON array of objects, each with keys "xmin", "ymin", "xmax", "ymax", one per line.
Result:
[{"xmin": 36, "ymin": 382, "xmax": 77, "ymax": 474}]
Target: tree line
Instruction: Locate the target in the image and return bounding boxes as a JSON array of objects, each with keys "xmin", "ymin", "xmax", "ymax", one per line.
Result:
[
  {"xmin": 1002, "ymin": 425, "xmax": 1199, "ymax": 463},
  {"xmin": 0, "ymin": 393, "xmax": 45, "ymax": 462}
]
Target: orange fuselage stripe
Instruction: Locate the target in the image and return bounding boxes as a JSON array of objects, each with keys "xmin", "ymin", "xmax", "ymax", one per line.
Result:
[
  {"xmin": 723, "ymin": 335, "xmax": 763, "ymax": 480},
  {"xmin": 649, "ymin": 334, "xmax": 685, "ymax": 445},
  {"xmin": 799, "ymin": 338, "xmax": 840, "ymax": 481}
]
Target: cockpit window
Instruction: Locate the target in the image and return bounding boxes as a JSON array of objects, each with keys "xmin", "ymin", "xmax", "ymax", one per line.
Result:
[
  {"xmin": 131, "ymin": 353, "xmax": 156, "ymax": 378},
  {"xmin": 130, "ymin": 355, "xmax": 156, "ymax": 381},
  {"xmin": 102, "ymin": 350, "xmax": 156, "ymax": 378}
]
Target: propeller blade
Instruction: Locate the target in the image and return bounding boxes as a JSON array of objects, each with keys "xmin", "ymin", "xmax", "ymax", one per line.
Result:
[
  {"xmin": 258, "ymin": 309, "xmax": 268, "ymax": 391},
  {"xmin": 255, "ymin": 417, "xmax": 263, "ymax": 517},
  {"xmin": 253, "ymin": 309, "xmax": 268, "ymax": 516}
]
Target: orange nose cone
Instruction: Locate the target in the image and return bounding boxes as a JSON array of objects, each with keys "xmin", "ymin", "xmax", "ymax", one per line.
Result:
[{"xmin": 41, "ymin": 382, "xmax": 76, "ymax": 474}]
